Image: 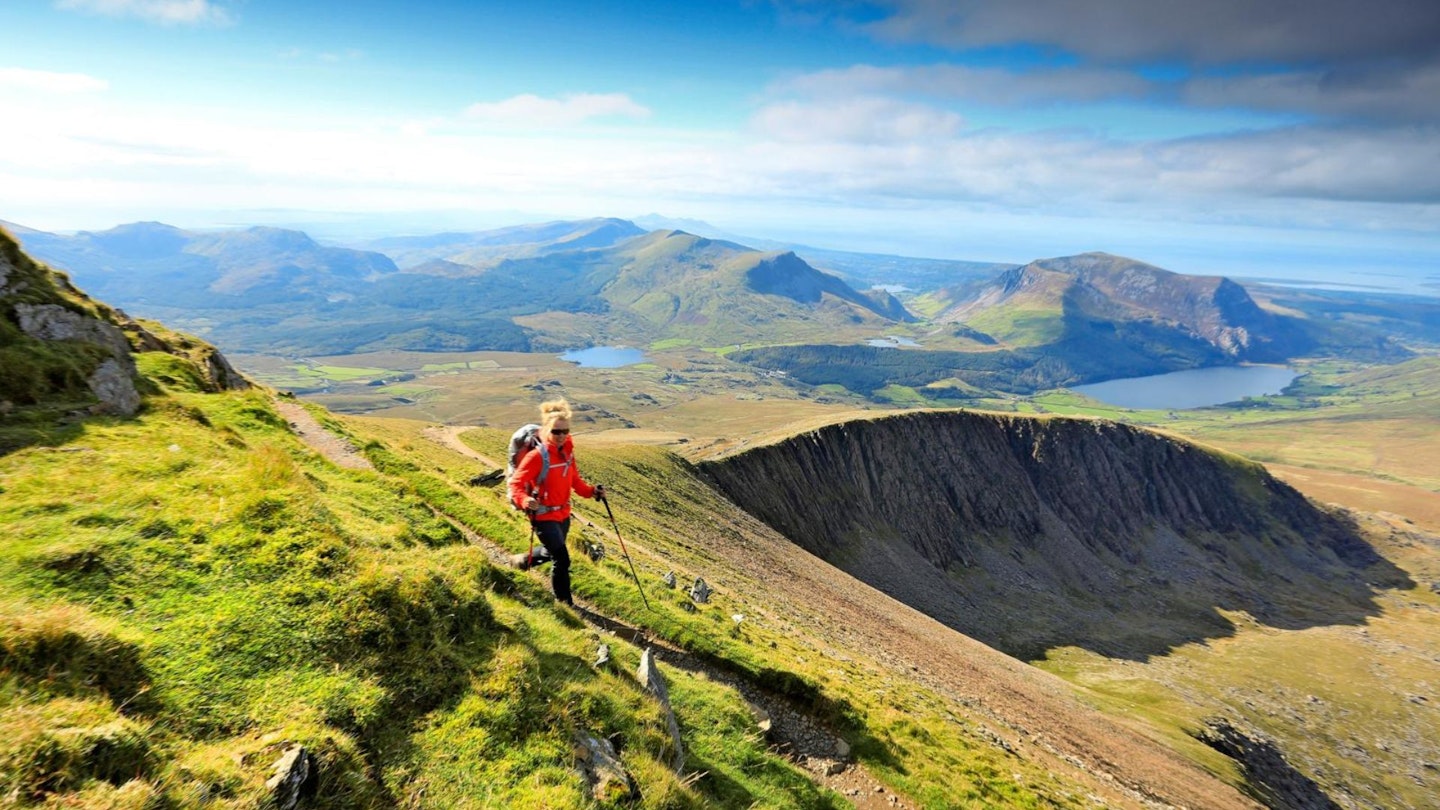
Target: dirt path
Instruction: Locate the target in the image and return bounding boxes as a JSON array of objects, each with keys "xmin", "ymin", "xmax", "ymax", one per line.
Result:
[
  {"xmin": 275, "ymin": 399, "xmax": 374, "ymax": 471},
  {"xmin": 422, "ymin": 424, "xmax": 503, "ymax": 469}
]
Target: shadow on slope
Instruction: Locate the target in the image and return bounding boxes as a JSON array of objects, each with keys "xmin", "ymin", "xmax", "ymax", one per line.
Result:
[{"xmin": 699, "ymin": 411, "xmax": 1411, "ymax": 661}]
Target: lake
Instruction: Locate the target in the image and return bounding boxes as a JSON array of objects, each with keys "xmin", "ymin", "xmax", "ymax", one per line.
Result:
[
  {"xmin": 559, "ymin": 346, "xmax": 648, "ymax": 368},
  {"xmin": 866, "ymin": 336, "xmax": 921, "ymax": 347},
  {"xmin": 1070, "ymin": 365, "xmax": 1299, "ymax": 410}
]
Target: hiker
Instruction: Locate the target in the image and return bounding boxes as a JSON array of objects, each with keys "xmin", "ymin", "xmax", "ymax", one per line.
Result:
[{"xmin": 508, "ymin": 398, "xmax": 604, "ymax": 606}]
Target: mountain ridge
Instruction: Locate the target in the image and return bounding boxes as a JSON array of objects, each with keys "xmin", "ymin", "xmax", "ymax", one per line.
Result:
[
  {"xmin": 938, "ymin": 251, "xmax": 1312, "ymax": 362},
  {"xmin": 700, "ymin": 408, "xmax": 1407, "ymax": 660}
]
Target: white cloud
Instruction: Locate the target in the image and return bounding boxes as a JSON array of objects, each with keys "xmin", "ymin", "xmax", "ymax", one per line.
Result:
[
  {"xmin": 463, "ymin": 93, "xmax": 651, "ymax": 128},
  {"xmin": 752, "ymin": 97, "xmax": 962, "ymax": 143},
  {"xmin": 0, "ymin": 67, "xmax": 108, "ymax": 94},
  {"xmin": 55, "ymin": 0, "xmax": 232, "ymax": 26}
]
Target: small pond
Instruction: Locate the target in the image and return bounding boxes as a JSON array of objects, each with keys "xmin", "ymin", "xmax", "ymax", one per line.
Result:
[
  {"xmin": 559, "ymin": 346, "xmax": 648, "ymax": 368},
  {"xmin": 1070, "ymin": 365, "xmax": 1299, "ymax": 410},
  {"xmin": 866, "ymin": 335, "xmax": 922, "ymax": 348}
]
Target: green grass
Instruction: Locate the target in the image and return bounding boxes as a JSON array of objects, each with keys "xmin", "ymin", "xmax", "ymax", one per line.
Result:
[
  {"xmin": 963, "ymin": 307, "xmax": 1066, "ymax": 347},
  {"xmin": 0, "ymin": 377, "xmax": 871, "ymax": 808},
  {"xmin": 871, "ymin": 385, "xmax": 930, "ymax": 405}
]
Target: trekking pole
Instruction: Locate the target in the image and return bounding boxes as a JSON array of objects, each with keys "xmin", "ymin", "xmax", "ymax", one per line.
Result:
[
  {"xmin": 600, "ymin": 493, "xmax": 651, "ymax": 611},
  {"xmin": 527, "ymin": 516, "xmax": 537, "ymax": 568}
]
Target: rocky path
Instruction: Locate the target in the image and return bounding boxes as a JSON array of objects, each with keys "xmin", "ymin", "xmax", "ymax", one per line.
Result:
[{"xmin": 275, "ymin": 399, "xmax": 373, "ymax": 470}]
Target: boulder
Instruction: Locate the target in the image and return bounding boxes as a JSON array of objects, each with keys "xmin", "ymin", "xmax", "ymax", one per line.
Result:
[
  {"xmin": 689, "ymin": 577, "xmax": 712, "ymax": 604},
  {"xmin": 16, "ymin": 303, "xmax": 133, "ymax": 364},
  {"xmin": 264, "ymin": 745, "xmax": 317, "ymax": 810},
  {"xmin": 573, "ymin": 731, "xmax": 633, "ymax": 802},
  {"xmin": 87, "ymin": 358, "xmax": 142, "ymax": 416}
]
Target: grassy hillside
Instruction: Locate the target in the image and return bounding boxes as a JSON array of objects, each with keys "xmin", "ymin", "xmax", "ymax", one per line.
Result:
[{"xmin": 1, "ymin": 372, "xmax": 850, "ymax": 807}]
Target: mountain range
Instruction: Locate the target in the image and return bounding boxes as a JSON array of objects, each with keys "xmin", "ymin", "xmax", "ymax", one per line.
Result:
[{"xmin": 7, "ymin": 218, "xmax": 1422, "ymax": 399}]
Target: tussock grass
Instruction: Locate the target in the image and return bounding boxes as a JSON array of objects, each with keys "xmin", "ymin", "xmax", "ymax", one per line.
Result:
[
  {"xmin": 0, "ymin": 696, "xmax": 154, "ymax": 803},
  {"xmin": 0, "ymin": 602, "xmax": 147, "ymax": 707}
]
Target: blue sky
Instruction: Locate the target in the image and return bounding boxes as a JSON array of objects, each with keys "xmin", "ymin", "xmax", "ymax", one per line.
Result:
[{"xmin": 2, "ymin": 0, "xmax": 1438, "ymax": 290}]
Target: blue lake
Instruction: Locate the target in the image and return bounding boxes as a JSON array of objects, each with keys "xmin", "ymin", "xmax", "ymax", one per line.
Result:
[
  {"xmin": 1070, "ymin": 365, "xmax": 1299, "ymax": 410},
  {"xmin": 559, "ymin": 346, "xmax": 648, "ymax": 368}
]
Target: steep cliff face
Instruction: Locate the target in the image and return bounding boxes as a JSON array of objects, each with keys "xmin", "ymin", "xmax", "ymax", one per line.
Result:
[{"xmin": 700, "ymin": 411, "xmax": 1405, "ymax": 659}]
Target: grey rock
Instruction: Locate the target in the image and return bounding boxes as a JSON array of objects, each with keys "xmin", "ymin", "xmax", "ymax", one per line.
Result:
[
  {"xmin": 747, "ymin": 700, "xmax": 773, "ymax": 737},
  {"xmin": 265, "ymin": 745, "xmax": 317, "ymax": 810},
  {"xmin": 595, "ymin": 643, "xmax": 611, "ymax": 669},
  {"xmin": 204, "ymin": 347, "xmax": 251, "ymax": 391},
  {"xmin": 87, "ymin": 359, "xmax": 142, "ymax": 416},
  {"xmin": 16, "ymin": 303, "xmax": 132, "ymax": 364},
  {"xmin": 662, "ymin": 571, "xmax": 677, "ymax": 589},
  {"xmin": 1196, "ymin": 718, "xmax": 1340, "ymax": 810},
  {"xmin": 0, "ymin": 249, "xmax": 14, "ymax": 297},
  {"xmin": 689, "ymin": 577, "xmax": 712, "ymax": 604},
  {"xmin": 573, "ymin": 730, "xmax": 633, "ymax": 801},
  {"xmin": 636, "ymin": 648, "xmax": 685, "ymax": 773}
]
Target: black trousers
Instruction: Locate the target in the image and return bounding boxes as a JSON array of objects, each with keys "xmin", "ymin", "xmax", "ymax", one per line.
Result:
[{"xmin": 533, "ymin": 518, "xmax": 573, "ymax": 604}]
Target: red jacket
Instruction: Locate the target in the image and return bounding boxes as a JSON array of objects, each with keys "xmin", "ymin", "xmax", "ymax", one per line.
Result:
[{"xmin": 508, "ymin": 435, "xmax": 596, "ymax": 522}]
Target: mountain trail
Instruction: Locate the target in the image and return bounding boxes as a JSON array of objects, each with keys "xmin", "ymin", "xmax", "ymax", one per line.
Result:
[
  {"xmin": 422, "ymin": 424, "xmax": 503, "ymax": 468},
  {"xmin": 275, "ymin": 398, "xmax": 373, "ymax": 470}
]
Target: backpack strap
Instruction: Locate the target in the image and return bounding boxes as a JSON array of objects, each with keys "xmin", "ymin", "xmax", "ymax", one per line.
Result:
[{"xmin": 528, "ymin": 443, "xmax": 568, "ymax": 515}]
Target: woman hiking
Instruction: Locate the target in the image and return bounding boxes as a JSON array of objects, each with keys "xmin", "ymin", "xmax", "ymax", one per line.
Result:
[{"xmin": 507, "ymin": 398, "xmax": 604, "ymax": 606}]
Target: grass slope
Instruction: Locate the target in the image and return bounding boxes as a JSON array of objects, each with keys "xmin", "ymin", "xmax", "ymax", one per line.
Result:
[{"xmin": 0, "ymin": 369, "xmax": 837, "ymax": 807}]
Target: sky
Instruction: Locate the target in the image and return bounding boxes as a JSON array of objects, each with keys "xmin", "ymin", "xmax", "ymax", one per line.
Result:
[{"xmin": 1, "ymin": 0, "xmax": 1438, "ymax": 291}]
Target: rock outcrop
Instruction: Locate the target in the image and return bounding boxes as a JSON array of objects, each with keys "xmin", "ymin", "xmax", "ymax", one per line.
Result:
[
  {"xmin": 1, "ymin": 227, "xmax": 249, "ymax": 425},
  {"xmin": 700, "ymin": 410, "xmax": 1408, "ymax": 659},
  {"xmin": 15, "ymin": 301, "xmax": 143, "ymax": 415}
]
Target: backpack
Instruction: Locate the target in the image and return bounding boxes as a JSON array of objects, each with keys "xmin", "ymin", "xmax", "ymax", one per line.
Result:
[
  {"xmin": 506, "ymin": 424, "xmax": 563, "ymax": 511},
  {"xmin": 506, "ymin": 423, "xmax": 542, "ymax": 481},
  {"xmin": 506, "ymin": 423, "xmax": 555, "ymax": 485}
]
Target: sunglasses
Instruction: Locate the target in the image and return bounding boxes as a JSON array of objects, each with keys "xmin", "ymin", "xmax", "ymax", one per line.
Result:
[{"xmin": 550, "ymin": 429, "xmax": 570, "ymax": 435}]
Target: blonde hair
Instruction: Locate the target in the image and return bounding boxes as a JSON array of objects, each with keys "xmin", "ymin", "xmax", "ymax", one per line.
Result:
[{"xmin": 539, "ymin": 398, "xmax": 572, "ymax": 428}]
